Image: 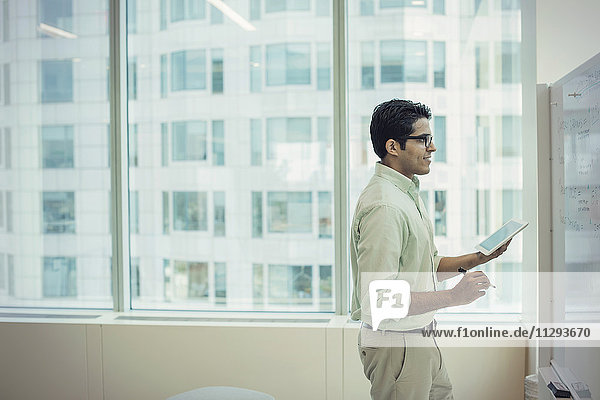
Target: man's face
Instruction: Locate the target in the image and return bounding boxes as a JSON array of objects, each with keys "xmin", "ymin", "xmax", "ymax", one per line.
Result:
[{"xmin": 395, "ymin": 118, "xmax": 436, "ymax": 178}]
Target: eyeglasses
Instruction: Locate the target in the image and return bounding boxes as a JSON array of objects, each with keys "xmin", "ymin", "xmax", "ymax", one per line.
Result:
[{"xmin": 403, "ymin": 134, "xmax": 433, "ymax": 148}]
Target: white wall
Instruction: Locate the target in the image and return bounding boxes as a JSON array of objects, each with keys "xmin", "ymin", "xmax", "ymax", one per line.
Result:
[
  {"xmin": 0, "ymin": 321, "xmax": 525, "ymax": 400},
  {"xmin": 536, "ymin": 0, "xmax": 600, "ymax": 84}
]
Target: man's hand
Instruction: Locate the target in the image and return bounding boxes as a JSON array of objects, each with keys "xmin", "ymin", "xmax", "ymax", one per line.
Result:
[
  {"xmin": 477, "ymin": 238, "xmax": 512, "ymax": 265},
  {"xmin": 450, "ymin": 271, "xmax": 492, "ymax": 306}
]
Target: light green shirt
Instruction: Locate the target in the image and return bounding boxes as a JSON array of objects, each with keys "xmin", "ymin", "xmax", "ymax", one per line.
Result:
[{"xmin": 350, "ymin": 162, "xmax": 442, "ymax": 330}]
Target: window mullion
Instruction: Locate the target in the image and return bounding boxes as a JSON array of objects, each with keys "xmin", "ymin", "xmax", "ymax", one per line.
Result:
[
  {"xmin": 333, "ymin": 0, "xmax": 348, "ymax": 316},
  {"xmin": 109, "ymin": 0, "xmax": 131, "ymax": 312}
]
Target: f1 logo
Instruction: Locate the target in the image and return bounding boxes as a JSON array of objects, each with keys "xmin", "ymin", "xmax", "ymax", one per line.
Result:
[{"xmin": 368, "ymin": 280, "xmax": 411, "ymax": 331}]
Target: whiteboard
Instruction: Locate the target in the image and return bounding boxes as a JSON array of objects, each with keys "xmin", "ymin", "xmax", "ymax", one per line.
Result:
[{"xmin": 549, "ymin": 52, "xmax": 600, "ymax": 397}]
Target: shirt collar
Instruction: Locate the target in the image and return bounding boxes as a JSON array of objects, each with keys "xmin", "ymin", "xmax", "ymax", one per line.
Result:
[{"xmin": 374, "ymin": 162, "xmax": 420, "ymax": 194}]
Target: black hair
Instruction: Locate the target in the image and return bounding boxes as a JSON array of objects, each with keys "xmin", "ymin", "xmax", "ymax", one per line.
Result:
[{"xmin": 370, "ymin": 99, "xmax": 432, "ymax": 159}]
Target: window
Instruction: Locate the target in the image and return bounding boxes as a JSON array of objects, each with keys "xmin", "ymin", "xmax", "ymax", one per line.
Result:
[
  {"xmin": 171, "ymin": 50, "xmax": 206, "ymax": 91},
  {"xmin": 496, "ymin": 41, "xmax": 520, "ymax": 84},
  {"xmin": 42, "ymin": 125, "xmax": 74, "ymax": 168},
  {"xmin": 316, "ymin": 43, "xmax": 330, "ymax": 90},
  {"xmin": 2, "ymin": 0, "xmax": 8, "ymax": 42},
  {"xmin": 250, "ymin": 119, "xmax": 262, "ymax": 165},
  {"xmin": 211, "ymin": 49, "xmax": 224, "ymax": 93},
  {"xmin": 317, "ymin": 117, "xmax": 332, "ymax": 166},
  {"xmin": 500, "ymin": 0, "xmax": 520, "ymax": 11},
  {"xmin": 361, "ymin": 42, "xmax": 375, "ymax": 89},
  {"xmin": 164, "ymin": 260, "xmax": 209, "ymax": 300},
  {"xmin": 162, "ymin": 191, "xmax": 170, "ymax": 233},
  {"xmin": 475, "ymin": 42, "xmax": 489, "ymax": 89},
  {"xmin": 250, "ymin": 46, "xmax": 262, "ymax": 92},
  {"xmin": 130, "ymin": 191, "xmax": 139, "ymax": 234},
  {"xmin": 210, "ymin": 4, "xmax": 223, "ymax": 24},
  {"xmin": 380, "ymin": 40, "xmax": 427, "ymax": 83},
  {"xmin": 267, "ymin": 192, "xmax": 312, "ymax": 233},
  {"xmin": 318, "ymin": 192, "xmax": 332, "ymax": 238},
  {"xmin": 250, "ymin": 0, "xmax": 261, "ymax": 20},
  {"xmin": 43, "ymin": 257, "xmax": 76, "ymax": 297},
  {"xmin": 266, "ymin": 117, "xmax": 311, "ymax": 160},
  {"xmin": 41, "ymin": 59, "xmax": 73, "ymax": 103},
  {"xmin": 173, "ymin": 192, "xmax": 207, "ymax": 231},
  {"xmin": 212, "ymin": 120, "xmax": 224, "ymax": 165},
  {"xmin": 319, "ymin": 265, "xmax": 332, "ymax": 306},
  {"xmin": 498, "ymin": 115, "xmax": 522, "ymax": 157},
  {"xmin": 160, "ymin": 54, "xmax": 168, "ymax": 97},
  {"xmin": 434, "ymin": 190, "xmax": 446, "ymax": 236},
  {"xmin": 266, "ymin": 43, "xmax": 311, "ymax": 86},
  {"xmin": 360, "ymin": 0, "xmax": 374, "ymax": 16},
  {"xmin": 43, "ymin": 192, "xmax": 75, "ymax": 234},
  {"xmin": 171, "ymin": 0, "xmax": 205, "ymax": 22},
  {"xmin": 131, "ymin": 257, "xmax": 140, "ymax": 298},
  {"xmin": 433, "ymin": 116, "xmax": 446, "ymax": 162},
  {"xmin": 476, "ymin": 189, "xmax": 490, "ymax": 235},
  {"xmin": 128, "ymin": 57, "xmax": 137, "ymax": 100},
  {"xmin": 38, "ymin": 0, "xmax": 73, "ymax": 34},
  {"xmin": 268, "ymin": 264, "xmax": 312, "ymax": 304},
  {"xmin": 433, "ymin": 0, "xmax": 445, "ymax": 14},
  {"xmin": 161, "ymin": 123, "xmax": 169, "ymax": 166},
  {"xmin": 265, "ymin": 0, "xmax": 309, "ymax": 13},
  {"xmin": 2, "ymin": 128, "xmax": 11, "ymax": 169},
  {"xmin": 215, "ymin": 262, "xmax": 226, "ymax": 303},
  {"xmin": 160, "ymin": 0, "xmax": 167, "ymax": 29},
  {"xmin": 502, "ymin": 189, "xmax": 522, "ymax": 222},
  {"xmin": 214, "ymin": 191, "xmax": 225, "ymax": 236},
  {"xmin": 252, "ymin": 192, "xmax": 263, "ymax": 238},
  {"xmin": 1, "ymin": 64, "xmax": 9, "ymax": 105},
  {"xmin": 172, "ymin": 121, "xmax": 207, "ymax": 161},
  {"xmin": 127, "ymin": 0, "xmax": 137, "ymax": 33},
  {"xmin": 252, "ymin": 264, "xmax": 263, "ymax": 303},
  {"xmin": 380, "ymin": 0, "xmax": 427, "ymax": 8},
  {"xmin": 433, "ymin": 41, "xmax": 445, "ymax": 88},
  {"xmin": 476, "ymin": 116, "xmax": 490, "ymax": 162},
  {"xmin": 129, "ymin": 124, "xmax": 138, "ymax": 167},
  {"xmin": 316, "ymin": 0, "xmax": 330, "ymax": 16}
]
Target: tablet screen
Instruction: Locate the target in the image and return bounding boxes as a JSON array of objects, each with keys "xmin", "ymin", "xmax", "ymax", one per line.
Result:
[{"xmin": 479, "ymin": 220, "xmax": 524, "ymax": 252}]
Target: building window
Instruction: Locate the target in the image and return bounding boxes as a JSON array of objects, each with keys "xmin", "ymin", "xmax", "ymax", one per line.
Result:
[
  {"xmin": 317, "ymin": 117, "xmax": 332, "ymax": 166},
  {"xmin": 173, "ymin": 191, "xmax": 208, "ymax": 231},
  {"xmin": 1, "ymin": 63, "xmax": 9, "ymax": 105},
  {"xmin": 267, "ymin": 192, "xmax": 312, "ymax": 233},
  {"xmin": 434, "ymin": 190, "xmax": 446, "ymax": 236},
  {"xmin": 498, "ymin": 115, "xmax": 522, "ymax": 157},
  {"xmin": 476, "ymin": 116, "xmax": 490, "ymax": 162},
  {"xmin": 41, "ymin": 59, "xmax": 73, "ymax": 103},
  {"xmin": 160, "ymin": 0, "xmax": 167, "ymax": 29},
  {"xmin": 211, "ymin": 49, "xmax": 224, "ymax": 93},
  {"xmin": 502, "ymin": 189, "xmax": 522, "ymax": 223},
  {"xmin": 171, "ymin": 0, "xmax": 205, "ymax": 22},
  {"xmin": 500, "ymin": 0, "xmax": 520, "ymax": 11},
  {"xmin": 129, "ymin": 124, "xmax": 138, "ymax": 167},
  {"xmin": 433, "ymin": 0, "xmax": 445, "ymax": 14},
  {"xmin": 250, "ymin": 46, "xmax": 261, "ymax": 92},
  {"xmin": 380, "ymin": 0, "xmax": 427, "ymax": 8},
  {"xmin": 2, "ymin": 128, "xmax": 11, "ymax": 169},
  {"xmin": 171, "ymin": 50, "xmax": 206, "ymax": 91},
  {"xmin": 131, "ymin": 257, "xmax": 140, "ymax": 298},
  {"xmin": 268, "ymin": 264, "xmax": 312, "ymax": 304},
  {"xmin": 128, "ymin": 57, "xmax": 137, "ymax": 100},
  {"xmin": 214, "ymin": 191, "xmax": 226, "ymax": 236},
  {"xmin": 130, "ymin": 190, "xmax": 139, "ymax": 234},
  {"xmin": 380, "ymin": 40, "xmax": 427, "ymax": 83},
  {"xmin": 360, "ymin": 0, "xmax": 374, "ymax": 16},
  {"xmin": 38, "ymin": 0, "xmax": 73, "ymax": 34},
  {"xmin": 433, "ymin": 41, "xmax": 445, "ymax": 88},
  {"xmin": 433, "ymin": 116, "xmax": 446, "ymax": 162},
  {"xmin": 250, "ymin": 119, "xmax": 262, "ymax": 166},
  {"xmin": 161, "ymin": 123, "xmax": 169, "ymax": 166},
  {"xmin": 172, "ymin": 121, "xmax": 207, "ymax": 161},
  {"xmin": 496, "ymin": 41, "xmax": 520, "ymax": 84},
  {"xmin": 43, "ymin": 191, "xmax": 75, "ymax": 234},
  {"xmin": 361, "ymin": 42, "xmax": 375, "ymax": 89},
  {"xmin": 160, "ymin": 54, "xmax": 168, "ymax": 97},
  {"xmin": 266, "ymin": 117, "xmax": 311, "ymax": 160},
  {"xmin": 127, "ymin": 0, "xmax": 137, "ymax": 33},
  {"xmin": 43, "ymin": 257, "xmax": 76, "ymax": 297},
  {"xmin": 319, "ymin": 265, "xmax": 332, "ymax": 306},
  {"xmin": 164, "ymin": 260, "xmax": 209, "ymax": 300},
  {"xmin": 476, "ymin": 189, "xmax": 490, "ymax": 235},
  {"xmin": 212, "ymin": 120, "xmax": 224, "ymax": 165},
  {"xmin": 210, "ymin": 3, "xmax": 223, "ymax": 24},
  {"xmin": 316, "ymin": 0, "xmax": 330, "ymax": 16},
  {"xmin": 250, "ymin": 0, "xmax": 261, "ymax": 20},
  {"xmin": 215, "ymin": 262, "xmax": 226, "ymax": 303},
  {"xmin": 266, "ymin": 43, "xmax": 311, "ymax": 86},
  {"xmin": 2, "ymin": 0, "xmax": 9, "ymax": 42},
  {"xmin": 265, "ymin": 0, "xmax": 309, "ymax": 13},
  {"xmin": 475, "ymin": 42, "xmax": 489, "ymax": 89},
  {"xmin": 252, "ymin": 263, "xmax": 263, "ymax": 303},
  {"xmin": 318, "ymin": 191, "xmax": 332, "ymax": 238},
  {"xmin": 252, "ymin": 192, "xmax": 263, "ymax": 238},
  {"xmin": 316, "ymin": 43, "xmax": 330, "ymax": 90},
  {"xmin": 42, "ymin": 125, "xmax": 74, "ymax": 168},
  {"xmin": 162, "ymin": 191, "xmax": 169, "ymax": 233}
]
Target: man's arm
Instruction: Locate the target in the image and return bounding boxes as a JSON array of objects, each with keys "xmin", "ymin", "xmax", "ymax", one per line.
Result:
[
  {"xmin": 436, "ymin": 239, "xmax": 512, "ymax": 282},
  {"xmin": 408, "ymin": 271, "xmax": 492, "ymax": 315}
]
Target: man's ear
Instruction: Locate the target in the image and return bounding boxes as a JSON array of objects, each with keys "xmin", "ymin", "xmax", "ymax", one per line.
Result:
[{"xmin": 385, "ymin": 139, "xmax": 399, "ymax": 156}]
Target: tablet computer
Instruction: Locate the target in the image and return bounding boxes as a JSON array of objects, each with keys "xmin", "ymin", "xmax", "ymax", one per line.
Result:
[{"xmin": 475, "ymin": 218, "xmax": 529, "ymax": 256}]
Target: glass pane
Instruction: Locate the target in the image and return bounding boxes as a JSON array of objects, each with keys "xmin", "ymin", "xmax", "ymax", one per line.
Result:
[
  {"xmin": 0, "ymin": 1, "xmax": 112, "ymax": 308},
  {"xmin": 128, "ymin": 0, "xmax": 333, "ymax": 312},
  {"xmin": 348, "ymin": 0, "xmax": 523, "ymax": 315}
]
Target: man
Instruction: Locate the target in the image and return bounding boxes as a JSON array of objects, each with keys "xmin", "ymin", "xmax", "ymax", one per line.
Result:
[{"xmin": 350, "ymin": 99, "xmax": 510, "ymax": 399}]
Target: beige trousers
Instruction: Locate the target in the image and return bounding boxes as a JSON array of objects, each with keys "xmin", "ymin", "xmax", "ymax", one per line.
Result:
[{"xmin": 358, "ymin": 326, "xmax": 454, "ymax": 400}]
